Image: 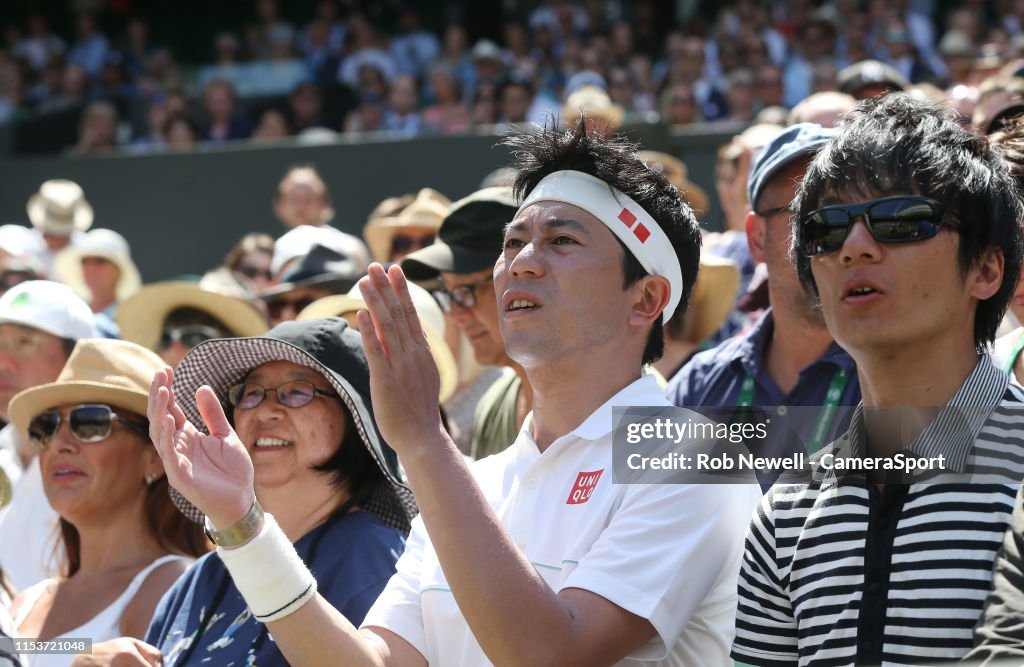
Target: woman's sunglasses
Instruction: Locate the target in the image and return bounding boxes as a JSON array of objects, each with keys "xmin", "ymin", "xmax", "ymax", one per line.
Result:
[
  {"xmin": 798, "ymin": 195, "xmax": 960, "ymax": 257},
  {"xmin": 227, "ymin": 380, "xmax": 337, "ymax": 410},
  {"xmin": 159, "ymin": 325, "xmax": 224, "ymax": 350},
  {"xmin": 28, "ymin": 404, "xmax": 149, "ymax": 452}
]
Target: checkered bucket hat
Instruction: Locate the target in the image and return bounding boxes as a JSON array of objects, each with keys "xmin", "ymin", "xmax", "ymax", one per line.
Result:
[{"xmin": 170, "ymin": 317, "xmax": 417, "ymax": 533}]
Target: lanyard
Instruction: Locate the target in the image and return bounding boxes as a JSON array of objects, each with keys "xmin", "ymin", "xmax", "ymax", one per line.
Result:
[
  {"xmin": 1005, "ymin": 331, "xmax": 1024, "ymax": 374},
  {"xmin": 737, "ymin": 368, "xmax": 852, "ymax": 454}
]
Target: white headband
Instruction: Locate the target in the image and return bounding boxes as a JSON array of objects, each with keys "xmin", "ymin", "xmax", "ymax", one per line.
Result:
[{"xmin": 516, "ymin": 170, "xmax": 684, "ymax": 320}]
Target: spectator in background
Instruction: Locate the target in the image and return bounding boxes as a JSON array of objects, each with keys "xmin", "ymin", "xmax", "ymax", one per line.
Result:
[
  {"xmin": 54, "ymin": 227, "xmax": 141, "ymax": 335},
  {"xmin": 660, "ymin": 82, "xmax": 701, "ymax": 126},
  {"xmin": 118, "ymin": 280, "xmax": 269, "ymax": 368},
  {"xmin": 164, "ymin": 113, "xmax": 201, "ymax": 149},
  {"xmin": 288, "ymin": 82, "xmax": 331, "ymax": 133},
  {"xmin": 197, "ymin": 32, "xmax": 244, "ymax": 93},
  {"xmin": 262, "ymin": 245, "xmax": 362, "ymax": 325},
  {"xmin": 200, "ymin": 79, "xmax": 251, "ymax": 143},
  {"xmin": 439, "ymin": 25, "xmax": 475, "ymax": 94},
  {"xmin": 14, "ymin": 12, "xmax": 65, "ymax": 74},
  {"xmin": 362, "ymin": 188, "xmax": 448, "ymax": 264},
  {"xmin": 755, "ymin": 64, "xmax": 786, "ymax": 110},
  {"xmin": 25, "ymin": 179, "xmax": 92, "ymax": 278},
  {"xmin": 336, "ymin": 13, "xmax": 396, "ymax": 90},
  {"xmin": 251, "ymin": 108, "xmax": 292, "ymax": 143},
  {"xmin": 470, "ymin": 80, "xmax": 499, "ymax": 126},
  {"xmin": 381, "ymin": 74, "xmax": 421, "ymax": 138},
  {"xmin": 96, "ymin": 52, "xmax": 136, "ymax": 105},
  {"xmin": 121, "ymin": 17, "xmax": 157, "ymax": 83},
  {"xmin": 274, "ymin": 165, "xmax": 339, "ymax": 231},
  {"xmin": 37, "ymin": 64, "xmax": 89, "ymax": 113},
  {"xmin": 344, "ymin": 91, "xmax": 386, "ymax": 133},
  {"xmin": 783, "ymin": 17, "xmax": 837, "ymax": 107},
  {"xmin": 724, "ymin": 67, "xmax": 757, "ymax": 122},
  {"xmin": 224, "ymin": 232, "xmax": 275, "ymax": 292},
  {"xmin": 298, "ymin": 15, "xmax": 343, "ymax": 87},
  {"xmin": 497, "ymin": 76, "xmax": 534, "ymax": 127},
  {"xmin": 421, "ymin": 63, "xmax": 470, "ymax": 135},
  {"xmin": 247, "ymin": 26, "xmax": 309, "ymax": 98},
  {"xmin": 391, "ymin": 7, "xmax": 440, "ymax": 80},
  {"xmin": 72, "ymin": 100, "xmax": 119, "ymax": 155},
  {"xmin": 247, "ymin": 0, "xmax": 295, "ymax": 61},
  {"xmin": 787, "ymin": 90, "xmax": 857, "ymax": 126},
  {"xmin": 468, "ymin": 39, "xmax": 507, "ymax": 100},
  {"xmin": 66, "ymin": 13, "xmax": 109, "ymax": 78}
]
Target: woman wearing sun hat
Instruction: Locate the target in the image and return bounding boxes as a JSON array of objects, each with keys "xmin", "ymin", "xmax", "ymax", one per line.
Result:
[
  {"xmin": 137, "ymin": 317, "xmax": 413, "ymax": 666},
  {"xmin": 8, "ymin": 339, "xmax": 208, "ymax": 666}
]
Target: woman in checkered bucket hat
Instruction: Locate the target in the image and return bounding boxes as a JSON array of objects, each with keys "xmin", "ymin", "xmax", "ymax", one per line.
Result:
[{"xmin": 141, "ymin": 317, "xmax": 414, "ymax": 666}]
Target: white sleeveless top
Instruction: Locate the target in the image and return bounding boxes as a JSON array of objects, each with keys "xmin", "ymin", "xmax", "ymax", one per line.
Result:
[{"xmin": 14, "ymin": 555, "xmax": 189, "ymax": 667}]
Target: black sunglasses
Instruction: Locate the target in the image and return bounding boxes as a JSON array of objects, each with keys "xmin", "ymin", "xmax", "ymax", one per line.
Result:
[
  {"xmin": 227, "ymin": 380, "xmax": 337, "ymax": 410},
  {"xmin": 798, "ymin": 195, "xmax": 959, "ymax": 257},
  {"xmin": 160, "ymin": 325, "xmax": 224, "ymax": 350},
  {"xmin": 28, "ymin": 404, "xmax": 149, "ymax": 452},
  {"xmin": 391, "ymin": 234, "xmax": 435, "ymax": 253}
]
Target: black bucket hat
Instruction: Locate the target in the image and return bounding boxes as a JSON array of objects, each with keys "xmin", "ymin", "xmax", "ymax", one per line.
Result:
[
  {"xmin": 400, "ymin": 186, "xmax": 517, "ymax": 281},
  {"xmin": 170, "ymin": 317, "xmax": 416, "ymax": 533}
]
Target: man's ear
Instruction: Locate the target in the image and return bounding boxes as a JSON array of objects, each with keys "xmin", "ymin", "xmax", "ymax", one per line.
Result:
[
  {"xmin": 968, "ymin": 246, "xmax": 1005, "ymax": 302},
  {"xmin": 628, "ymin": 275, "xmax": 671, "ymax": 328},
  {"xmin": 746, "ymin": 210, "xmax": 767, "ymax": 263}
]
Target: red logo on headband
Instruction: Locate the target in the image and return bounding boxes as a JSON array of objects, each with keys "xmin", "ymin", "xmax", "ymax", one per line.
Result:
[{"xmin": 618, "ymin": 208, "xmax": 651, "ymax": 244}]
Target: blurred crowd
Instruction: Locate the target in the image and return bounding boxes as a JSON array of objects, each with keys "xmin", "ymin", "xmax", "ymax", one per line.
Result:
[{"xmin": 5, "ymin": 0, "xmax": 1024, "ymax": 154}]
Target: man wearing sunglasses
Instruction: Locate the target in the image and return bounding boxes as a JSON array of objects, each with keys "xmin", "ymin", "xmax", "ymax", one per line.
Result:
[
  {"xmin": 0, "ymin": 280, "xmax": 98, "ymax": 591},
  {"xmin": 401, "ymin": 186, "xmax": 534, "ymax": 460},
  {"xmin": 666, "ymin": 123, "xmax": 861, "ymax": 489},
  {"xmin": 732, "ymin": 94, "xmax": 1024, "ymax": 665},
  {"xmin": 150, "ymin": 119, "xmax": 761, "ymax": 666}
]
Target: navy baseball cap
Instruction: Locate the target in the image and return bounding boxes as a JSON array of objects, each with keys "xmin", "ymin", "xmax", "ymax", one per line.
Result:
[{"xmin": 747, "ymin": 123, "xmax": 837, "ymax": 211}]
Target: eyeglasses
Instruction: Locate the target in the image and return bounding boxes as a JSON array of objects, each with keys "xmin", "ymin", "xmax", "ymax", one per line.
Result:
[
  {"xmin": 28, "ymin": 404, "xmax": 148, "ymax": 452},
  {"xmin": 798, "ymin": 195, "xmax": 959, "ymax": 257},
  {"xmin": 227, "ymin": 380, "xmax": 337, "ymax": 410},
  {"xmin": 160, "ymin": 325, "xmax": 224, "ymax": 350},
  {"xmin": 431, "ymin": 277, "xmax": 493, "ymax": 312},
  {"xmin": 267, "ymin": 295, "xmax": 318, "ymax": 321},
  {"xmin": 391, "ymin": 234, "xmax": 436, "ymax": 254}
]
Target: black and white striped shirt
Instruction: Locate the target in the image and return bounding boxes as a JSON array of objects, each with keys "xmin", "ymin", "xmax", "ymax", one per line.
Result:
[{"xmin": 732, "ymin": 355, "xmax": 1024, "ymax": 666}]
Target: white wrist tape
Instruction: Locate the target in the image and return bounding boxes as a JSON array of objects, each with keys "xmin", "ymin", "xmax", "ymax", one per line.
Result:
[{"xmin": 217, "ymin": 512, "xmax": 317, "ymax": 622}]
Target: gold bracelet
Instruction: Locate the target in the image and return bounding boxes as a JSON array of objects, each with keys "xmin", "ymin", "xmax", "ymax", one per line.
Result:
[{"xmin": 205, "ymin": 498, "xmax": 264, "ymax": 547}]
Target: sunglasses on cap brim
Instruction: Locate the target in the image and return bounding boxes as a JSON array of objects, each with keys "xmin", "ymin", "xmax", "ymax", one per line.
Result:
[
  {"xmin": 28, "ymin": 404, "xmax": 149, "ymax": 452},
  {"xmin": 798, "ymin": 195, "xmax": 960, "ymax": 257}
]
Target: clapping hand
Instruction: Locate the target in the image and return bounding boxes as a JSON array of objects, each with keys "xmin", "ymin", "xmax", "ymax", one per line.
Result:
[{"xmin": 148, "ymin": 367, "xmax": 255, "ymax": 529}]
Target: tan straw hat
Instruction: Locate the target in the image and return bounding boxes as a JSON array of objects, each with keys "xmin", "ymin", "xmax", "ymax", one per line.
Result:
[
  {"xmin": 9, "ymin": 338, "xmax": 165, "ymax": 439},
  {"xmin": 561, "ymin": 85, "xmax": 624, "ymax": 132},
  {"xmin": 117, "ymin": 282, "xmax": 269, "ymax": 351},
  {"xmin": 638, "ymin": 150, "xmax": 710, "ymax": 215},
  {"xmin": 685, "ymin": 254, "xmax": 740, "ymax": 344},
  {"xmin": 297, "ymin": 281, "xmax": 458, "ymax": 403},
  {"xmin": 27, "ymin": 180, "xmax": 94, "ymax": 236},
  {"xmin": 363, "ymin": 188, "xmax": 451, "ymax": 263}
]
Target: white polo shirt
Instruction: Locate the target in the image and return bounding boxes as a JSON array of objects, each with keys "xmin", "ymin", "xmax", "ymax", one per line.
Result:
[{"xmin": 363, "ymin": 375, "xmax": 762, "ymax": 666}]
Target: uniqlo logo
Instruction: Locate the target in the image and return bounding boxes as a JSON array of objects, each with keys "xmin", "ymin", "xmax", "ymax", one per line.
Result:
[{"xmin": 566, "ymin": 469, "xmax": 604, "ymax": 505}]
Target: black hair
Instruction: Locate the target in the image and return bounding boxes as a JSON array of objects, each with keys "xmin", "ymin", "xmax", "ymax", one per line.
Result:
[
  {"xmin": 504, "ymin": 116, "xmax": 702, "ymax": 365},
  {"xmin": 792, "ymin": 93, "xmax": 1024, "ymax": 349},
  {"xmin": 311, "ymin": 402, "xmax": 386, "ymax": 505}
]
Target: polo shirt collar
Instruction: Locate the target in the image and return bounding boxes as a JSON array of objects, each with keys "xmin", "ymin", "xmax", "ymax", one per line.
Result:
[
  {"xmin": 821, "ymin": 354, "xmax": 1007, "ymax": 488},
  {"xmin": 515, "ymin": 374, "xmax": 668, "ymax": 459}
]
